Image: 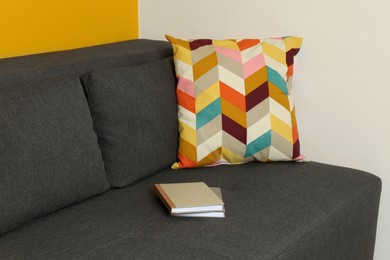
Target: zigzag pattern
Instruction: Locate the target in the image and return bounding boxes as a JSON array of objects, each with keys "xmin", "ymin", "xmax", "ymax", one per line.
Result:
[{"xmin": 166, "ymin": 35, "xmax": 303, "ymax": 169}]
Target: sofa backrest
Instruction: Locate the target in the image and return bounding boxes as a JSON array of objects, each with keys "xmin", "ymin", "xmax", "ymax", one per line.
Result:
[
  {"xmin": 0, "ymin": 39, "xmax": 177, "ymax": 234},
  {"xmin": 0, "ymin": 39, "xmax": 173, "ymax": 87},
  {"xmin": 0, "ymin": 76, "xmax": 110, "ymax": 235},
  {"xmin": 83, "ymin": 58, "xmax": 179, "ymax": 187}
]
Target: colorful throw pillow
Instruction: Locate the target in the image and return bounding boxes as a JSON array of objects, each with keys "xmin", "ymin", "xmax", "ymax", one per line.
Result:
[{"xmin": 166, "ymin": 35, "xmax": 303, "ymax": 169}]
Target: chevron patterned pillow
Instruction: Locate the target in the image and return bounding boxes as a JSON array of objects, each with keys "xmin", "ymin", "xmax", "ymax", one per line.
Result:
[{"xmin": 166, "ymin": 35, "xmax": 304, "ymax": 169}]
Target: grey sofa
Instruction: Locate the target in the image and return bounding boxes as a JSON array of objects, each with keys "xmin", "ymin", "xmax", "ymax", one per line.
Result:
[{"xmin": 0, "ymin": 39, "xmax": 381, "ymax": 260}]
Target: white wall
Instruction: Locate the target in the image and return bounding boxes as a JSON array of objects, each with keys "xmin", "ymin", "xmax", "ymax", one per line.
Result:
[{"xmin": 139, "ymin": 0, "xmax": 390, "ymax": 259}]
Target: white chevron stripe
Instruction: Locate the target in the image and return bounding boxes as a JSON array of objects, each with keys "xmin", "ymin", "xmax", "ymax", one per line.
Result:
[
  {"xmin": 178, "ymin": 121, "xmax": 196, "ymax": 146},
  {"xmin": 175, "ymin": 59, "xmax": 193, "ymax": 81},
  {"xmin": 197, "ymin": 131, "xmax": 223, "ymax": 161},
  {"xmin": 271, "ymin": 131, "xmax": 294, "ymax": 152},
  {"xmin": 263, "ymin": 54, "xmax": 287, "ymax": 80},
  {"xmin": 246, "ymin": 99, "xmax": 270, "ymax": 127},
  {"xmin": 286, "ymin": 77, "xmax": 293, "ymax": 93},
  {"xmin": 191, "ymin": 45, "xmax": 215, "ymax": 64},
  {"xmin": 218, "ymin": 65, "xmax": 245, "ymax": 95},
  {"xmin": 288, "ymin": 92, "xmax": 295, "ymax": 112},
  {"xmin": 241, "ymin": 44, "xmax": 263, "ymax": 63},
  {"xmin": 262, "ymin": 38, "xmax": 285, "ymax": 50},
  {"xmin": 197, "ymin": 115, "xmax": 222, "ymax": 145},
  {"xmin": 222, "ymin": 131, "xmax": 246, "ymax": 158},
  {"xmin": 268, "ymin": 146, "xmax": 291, "ymax": 161},
  {"xmin": 251, "ymin": 147, "xmax": 270, "ymax": 162},
  {"xmin": 178, "ymin": 106, "xmax": 196, "ymax": 129},
  {"xmin": 247, "ymin": 114, "xmax": 271, "ymax": 144},
  {"xmin": 194, "ymin": 66, "xmax": 219, "ymax": 96},
  {"xmin": 269, "ymin": 99, "xmax": 292, "ymax": 127}
]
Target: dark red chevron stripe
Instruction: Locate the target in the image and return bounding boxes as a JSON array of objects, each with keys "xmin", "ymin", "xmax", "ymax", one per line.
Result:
[
  {"xmin": 286, "ymin": 48, "xmax": 300, "ymax": 66},
  {"xmin": 246, "ymin": 81, "xmax": 269, "ymax": 111},
  {"xmin": 293, "ymin": 139, "xmax": 300, "ymax": 159},
  {"xmin": 190, "ymin": 39, "xmax": 213, "ymax": 50},
  {"xmin": 222, "ymin": 114, "xmax": 247, "ymax": 144}
]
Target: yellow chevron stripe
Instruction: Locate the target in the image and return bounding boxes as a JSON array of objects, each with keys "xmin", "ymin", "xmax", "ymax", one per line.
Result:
[
  {"xmin": 196, "ymin": 81, "xmax": 220, "ymax": 112},
  {"xmin": 245, "ymin": 66, "xmax": 267, "ymax": 95},
  {"xmin": 213, "ymin": 39, "xmax": 239, "ymax": 50},
  {"xmin": 198, "ymin": 147, "xmax": 222, "ymax": 167},
  {"xmin": 175, "ymin": 45, "xmax": 193, "ymax": 65},
  {"xmin": 269, "ymin": 99, "xmax": 292, "ymax": 127},
  {"xmin": 178, "ymin": 121, "xmax": 196, "ymax": 146},
  {"xmin": 193, "ymin": 52, "xmax": 218, "ymax": 81},
  {"xmin": 269, "ymin": 82, "xmax": 290, "ymax": 110},
  {"xmin": 284, "ymin": 37, "xmax": 303, "ymax": 51},
  {"xmin": 221, "ymin": 98, "xmax": 247, "ymax": 128},
  {"xmin": 270, "ymin": 114, "xmax": 293, "ymax": 143},
  {"xmin": 221, "ymin": 147, "xmax": 245, "ymax": 163},
  {"xmin": 166, "ymin": 35, "xmax": 191, "ymax": 49},
  {"xmin": 178, "ymin": 136, "xmax": 197, "ymax": 162},
  {"xmin": 197, "ymin": 131, "xmax": 223, "ymax": 161},
  {"xmin": 263, "ymin": 43, "xmax": 286, "ymax": 65}
]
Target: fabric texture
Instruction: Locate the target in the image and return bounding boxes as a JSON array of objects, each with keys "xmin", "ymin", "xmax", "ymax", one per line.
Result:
[
  {"xmin": 84, "ymin": 58, "xmax": 178, "ymax": 187},
  {"xmin": 0, "ymin": 77, "xmax": 109, "ymax": 235},
  {"xmin": 166, "ymin": 35, "xmax": 303, "ymax": 169},
  {"xmin": 0, "ymin": 39, "xmax": 172, "ymax": 88},
  {"xmin": 0, "ymin": 162, "xmax": 381, "ymax": 260}
]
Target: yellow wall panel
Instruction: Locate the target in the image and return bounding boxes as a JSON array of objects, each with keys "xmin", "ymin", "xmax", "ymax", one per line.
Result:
[{"xmin": 0, "ymin": 0, "xmax": 138, "ymax": 58}]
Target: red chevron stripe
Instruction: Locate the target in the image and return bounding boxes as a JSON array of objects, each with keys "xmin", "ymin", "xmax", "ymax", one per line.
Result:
[
  {"xmin": 220, "ymin": 81, "xmax": 246, "ymax": 112},
  {"xmin": 177, "ymin": 89, "xmax": 195, "ymax": 113},
  {"xmin": 237, "ymin": 39, "xmax": 260, "ymax": 51},
  {"xmin": 176, "ymin": 154, "xmax": 197, "ymax": 168}
]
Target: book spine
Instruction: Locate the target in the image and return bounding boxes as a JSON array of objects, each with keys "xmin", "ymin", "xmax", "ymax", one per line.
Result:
[{"xmin": 154, "ymin": 184, "xmax": 176, "ymax": 215}]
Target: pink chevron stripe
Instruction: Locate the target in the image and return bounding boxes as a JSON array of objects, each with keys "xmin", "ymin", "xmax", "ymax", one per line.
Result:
[
  {"xmin": 243, "ymin": 54, "xmax": 265, "ymax": 78},
  {"xmin": 214, "ymin": 46, "xmax": 242, "ymax": 63},
  {"xmin": 177, "ymin": 76, "xmax": 195, "ymax": 97}
]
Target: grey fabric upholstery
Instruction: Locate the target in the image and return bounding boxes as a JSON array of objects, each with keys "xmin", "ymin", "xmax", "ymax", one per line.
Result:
[
  {"xmin": 0, "ymin": 77, "xmax": 109, "ymax": 235},
  {"xmin": 0, "ymin": 162, "xmax": 381, "ymax": 260},
  {"xmin": 0, "ymin": 39, "xmax": 172, "ymax": 88},
  {"xmin": 84, "ymin": 58, "xmax": 178, "ymax": 187}
]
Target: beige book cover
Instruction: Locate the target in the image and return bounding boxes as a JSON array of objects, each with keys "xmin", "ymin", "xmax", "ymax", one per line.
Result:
[
  {"xmin": 154, "ymin": 182, "xmax": 224, "ymax": 215},
  {"xmin": 173, "ymin": 187, "xmax": 225, "ymax": 218}
]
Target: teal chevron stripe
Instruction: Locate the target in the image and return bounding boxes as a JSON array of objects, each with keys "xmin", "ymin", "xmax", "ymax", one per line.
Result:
[
  {"xmin": 267, "ymin": 66, "xmax": 287, "ymax": 95},
  {"xmin": 196, "ymin": 98, "xmax": 221, "ymax": 129},
  {"xmin": 245, "ymin": 130, "xmax": 271, "ymax": 157}
]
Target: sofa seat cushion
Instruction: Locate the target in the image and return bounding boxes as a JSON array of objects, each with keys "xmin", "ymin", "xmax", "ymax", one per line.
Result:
[
  {"xmin": 0, "ymin": 162, "xmax": 380, "ymax": 260},
  {"xmin": 83, "ymin": 58, "xmax": 178, "ymax": 187},
  {"xmin": 0, "ymin": 77, "xmax": 109, "ymax": 235}
]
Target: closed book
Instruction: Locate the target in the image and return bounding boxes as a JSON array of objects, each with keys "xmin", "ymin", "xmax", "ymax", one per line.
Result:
[
  {"xmin": 173, "ymin": 187, "xmax": 225, "ymax": 218},
  {"xmin": 154, "ymin": 182, "xmax": 224, "ymax": 215},
  {"xmin": 174, "ymin": 211, "xmax": 225, "ymax": 218}
]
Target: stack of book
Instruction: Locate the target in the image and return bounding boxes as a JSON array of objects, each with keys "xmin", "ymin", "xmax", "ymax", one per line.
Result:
[{"xmin": 154, "ymin": 182, "xmax": 225, "ymax": 218}]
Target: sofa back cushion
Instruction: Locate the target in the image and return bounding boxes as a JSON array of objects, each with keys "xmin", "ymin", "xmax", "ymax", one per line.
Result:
[
  {"xmin": 83, "ymin": 58, "xmax": 178, "ymax": 187},
  {"xmin": 0, "ymin": 77, "xmax": 109, "ymax": 235},
  {"xmin": 0, "ymin": 40, "xmax": 172, "ymax": 88}
]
